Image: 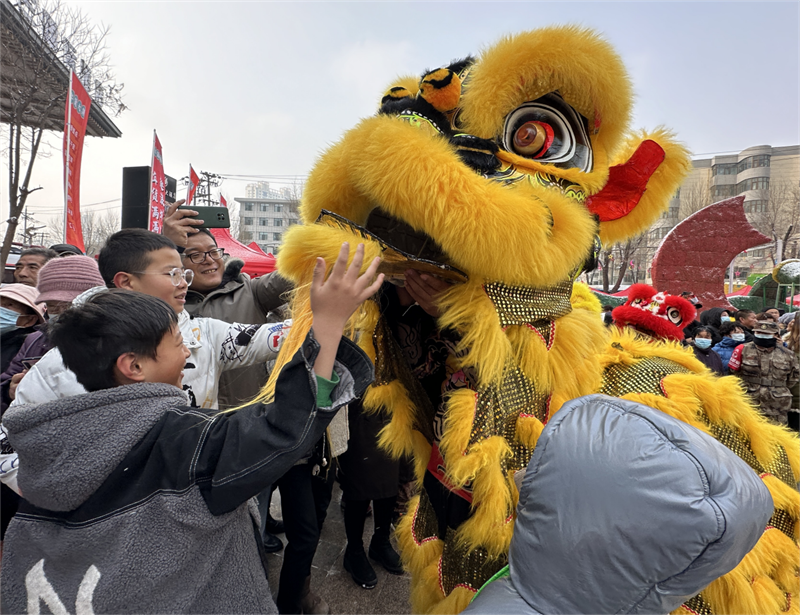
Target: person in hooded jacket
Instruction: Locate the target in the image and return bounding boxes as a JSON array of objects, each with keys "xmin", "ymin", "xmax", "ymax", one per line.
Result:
[
  {"xmin": 698, "ymin": 307, "xmax": 733, "ymax": 347},
  {"xmin": 463, "ymin": 395, "xmax": 773, "ymax": 615},
  {"xmin": 691, "ymin": 326, "xmax": 724, "ymax": 375},
  {"xmin": 712, "ymin": 321, "xmax": 746, "ymax": 375}
]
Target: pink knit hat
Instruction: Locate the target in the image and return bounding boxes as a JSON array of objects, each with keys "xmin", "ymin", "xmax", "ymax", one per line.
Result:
[
  {"xmin": 36, "ymin": 255, "xmax": 105, "ymax": 303},
  {"xmin": 0, "ymin": 284, "xmax": 46, "ymax": 323}
]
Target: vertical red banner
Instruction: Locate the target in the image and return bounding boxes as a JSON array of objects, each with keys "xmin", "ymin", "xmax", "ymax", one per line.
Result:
[
  {"xmin": 220, "ymin": 194, "xmax": 227, "ymax": 208},
  {"xmin": 63, "ymin": 70, "xmax": 91, "ymax": 252},
  {"xmin": 186, "ymin": 165, "xmax": 200, "ymax": 206},
  {"xmin": 148, "ymin": 131, "xmax": 166, "ymax": 233}
]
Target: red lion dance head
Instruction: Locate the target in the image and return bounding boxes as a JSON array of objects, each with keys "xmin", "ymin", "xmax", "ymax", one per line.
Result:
[{"xmin": 611, "ymin": 284, "xmax": 696, "ymax": 341}]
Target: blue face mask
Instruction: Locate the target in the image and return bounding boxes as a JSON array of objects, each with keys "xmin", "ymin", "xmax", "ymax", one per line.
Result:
[
  {"xmin": 720, "ymin": 315, "xmax": 731, "ymax": 323},
  {"xmin": 0, "ymin": 306, "xmax": 21, "ymax": 335},
  {"xmin": 694, "ymin": 338, "xmax": 712, "ymax": 349}
]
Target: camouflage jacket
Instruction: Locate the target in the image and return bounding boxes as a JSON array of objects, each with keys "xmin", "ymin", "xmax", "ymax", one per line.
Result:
[{"xmin": 732, "ymin": 342, "xmax": 799, "ymax": 422}]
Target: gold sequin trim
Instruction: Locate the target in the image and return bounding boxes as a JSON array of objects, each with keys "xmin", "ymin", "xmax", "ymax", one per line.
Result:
[
  {"xmin": 768, "ymin": 509, "xmax": 795, "ymax": 540},
  {"xmin": 439, "ymin": 527, "xmax": 507, "ymax": 596},
  {"xmin": 600, "ymin": 356, "xmax": 691, "ymax": 398},
  {"xmin": 412, "ymin": 489, "xmax": 441, "ymax": 545},
  {"xmin": 484, "ymin": 279, "xmax": 573, "ymax": 328},
  {"xmin": 706, "ymin": 421, "xmax": 764, "ymax": 476},
  {"xmin": 470, "ymin": 362, "xmax": 545, "ymax": 475},
  {"xmin": 683, "ymin": 593, "xmax": 714, "ymax": 615},
  {"xmin": 762, "ymin": 444, "xmax": 796, "ymax": 488}
]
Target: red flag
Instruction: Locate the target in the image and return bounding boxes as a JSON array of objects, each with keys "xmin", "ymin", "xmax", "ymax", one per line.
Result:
[
  {"xmin": 148, "ymin": 131, "xmax": 166, "ymax": 233},
  {"xmin": 63, "ymin": 70, "xmax": 91, "ymax": 252},
  {"xmin": 220, "ymin": 194, "xmax": 227, "ymax": 208},
  {"xmin": 186, "ymin": 165, "xmax": 200, "ymax": 206}
]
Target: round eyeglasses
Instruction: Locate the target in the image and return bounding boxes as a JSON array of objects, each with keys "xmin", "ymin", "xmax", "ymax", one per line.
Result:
[
  {"xmin": 183, "ymin": 248, "xmax": 226, "ymax": 264},
  {"xmin": 132, "ymin": 267, "xmax": 194, "ymax": 287}
]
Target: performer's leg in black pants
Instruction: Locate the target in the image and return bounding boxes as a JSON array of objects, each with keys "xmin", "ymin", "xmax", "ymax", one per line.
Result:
[{"xmin": 275, "ymin": 463, "xmax": 334, "ymax": 614}]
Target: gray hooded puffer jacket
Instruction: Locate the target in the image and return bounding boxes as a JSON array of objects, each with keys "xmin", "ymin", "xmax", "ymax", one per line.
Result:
[{"xmin": 464, "ymin": 394, "xmax": 772, "ymax": 615}]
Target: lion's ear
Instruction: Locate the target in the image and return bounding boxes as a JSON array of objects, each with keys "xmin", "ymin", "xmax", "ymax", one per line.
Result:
[
  {"xmin": 379, "ymin": 75, "xmax": 421, "ymax": 111},
  {"xmin": 589, "ymin": 129, "xmax": 691, "ymax": 246}
]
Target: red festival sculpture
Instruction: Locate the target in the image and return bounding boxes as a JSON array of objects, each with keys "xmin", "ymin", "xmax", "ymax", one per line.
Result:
[{"xmin": 651, "ymin": 196, "xmax": 770, "ymax": 309}]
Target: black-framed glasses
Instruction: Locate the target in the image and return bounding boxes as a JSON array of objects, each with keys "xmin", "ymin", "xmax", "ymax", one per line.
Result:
[
  {"xmin": 132, "ymin": 267, "xmax": 194, "ymax": 287},
  {"xmin": 182, "ymin": 248, "xmax": 226, "ymax": 264}
]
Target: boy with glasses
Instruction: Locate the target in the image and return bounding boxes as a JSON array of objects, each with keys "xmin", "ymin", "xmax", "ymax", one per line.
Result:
[{"xmin": 11, "ymin": 230, "xmax": 290, "ymax": 410}]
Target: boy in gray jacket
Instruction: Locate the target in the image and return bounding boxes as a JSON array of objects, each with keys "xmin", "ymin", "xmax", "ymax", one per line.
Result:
[{"xmin": 1, "ymin": 243, "xmax": 382, "ymax": 615}]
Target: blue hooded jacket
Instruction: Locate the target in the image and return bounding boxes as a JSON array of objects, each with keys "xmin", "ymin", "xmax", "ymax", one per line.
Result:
[{"xmin": 713, "ymin": 337, "xmax": 743, "ymax": 373}]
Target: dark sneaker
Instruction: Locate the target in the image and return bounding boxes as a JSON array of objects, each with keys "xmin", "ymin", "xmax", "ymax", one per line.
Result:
[
  {"xmin": 262, "ymin": 532, "xmax": 283, "ymax": 553},
  {"xmin": 343, "ymin": 547, "xmax": 377, "ymax": 589},
  {"xmin": 265, "ymin": 514, "xmax": 285, "ymax": 535},
  {"xmin": 368, "ymin": 538, "xmax": 403, "ymax": 575}
]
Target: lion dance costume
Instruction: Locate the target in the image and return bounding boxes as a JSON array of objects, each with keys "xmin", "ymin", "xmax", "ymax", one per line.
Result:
[{"xmin": 265, "ymin": 26, "xmax": 799, "ymax": 615}]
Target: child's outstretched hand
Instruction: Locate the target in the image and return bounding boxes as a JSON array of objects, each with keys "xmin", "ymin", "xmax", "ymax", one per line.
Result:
[{"xmin": 310, "ymin": 242, "xmax": 383, "ymax": 379}]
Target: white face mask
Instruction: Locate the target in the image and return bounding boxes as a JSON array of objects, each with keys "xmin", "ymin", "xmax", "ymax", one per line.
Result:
[
  {"xmin": 754, "ymin": 333, "xmax": 775, "ymax": 339},
  {"xmin": 730, "ymin": 333, "xmax": 745, "ymax": 342}
]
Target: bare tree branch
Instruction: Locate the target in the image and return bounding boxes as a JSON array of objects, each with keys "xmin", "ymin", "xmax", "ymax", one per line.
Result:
[{"xmin": 1, "ymin": 0, "xmax": 125, "ymax": 266}]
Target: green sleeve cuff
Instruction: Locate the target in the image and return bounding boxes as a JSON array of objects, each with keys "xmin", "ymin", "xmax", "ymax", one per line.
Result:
[{"xmin": 315, "ymin": 370, "xmax": 340, "ymax": 407}]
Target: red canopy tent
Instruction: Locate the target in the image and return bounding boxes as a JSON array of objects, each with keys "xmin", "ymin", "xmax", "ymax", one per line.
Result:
[
  {"xmin": 210, "ymin": 228, "xmax": 276, "ymax": 277},
  {"xmin": 726, "ymin": 285, "xmax": 752, "ymax": 297},
  {"xmin": 786, "ymin": 293, "xmax": 800, "ymax": 307},
  {"xmin": 247, "ymin": 241, "xmax": 270, "ymax": 256}
]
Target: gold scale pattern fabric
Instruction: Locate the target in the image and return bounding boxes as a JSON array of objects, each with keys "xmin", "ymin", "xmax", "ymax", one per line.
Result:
[{"xmin": 404, "ymin": 280, "xmax": 574, "ymax": 596}]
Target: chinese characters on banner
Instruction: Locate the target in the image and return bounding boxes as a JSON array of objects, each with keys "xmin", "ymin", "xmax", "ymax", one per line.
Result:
[
  {"xmin": 186, "ymin": 165, "xmax": 200, "ymax": 206},
  {"xmin": 62, "ymin": 70, "xmax": 91, "ymax": 252},
  {"xmin": 220, "ymin": 194, "xmax": 227, "ymax": 208},
  {"xmin": 148, "ymin": 131, "xmax": 166, "ymax": 233}
]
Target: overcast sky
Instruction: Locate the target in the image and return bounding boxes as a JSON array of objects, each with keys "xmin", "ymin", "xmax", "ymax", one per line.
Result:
[{"xmin": 2, "ymin": 1, "xmax": 798, "ymax": 232}]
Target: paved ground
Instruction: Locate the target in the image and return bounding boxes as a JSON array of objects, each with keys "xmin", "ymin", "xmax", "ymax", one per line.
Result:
[{"xmin": 266, "ymin": 483, "xmax": 412, "ymax": 614}]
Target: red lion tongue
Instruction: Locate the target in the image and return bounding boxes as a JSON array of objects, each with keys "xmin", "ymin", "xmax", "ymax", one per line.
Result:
[{"xmin": 586, "ymin": 140, "xmax": 665, "ymax": 222}]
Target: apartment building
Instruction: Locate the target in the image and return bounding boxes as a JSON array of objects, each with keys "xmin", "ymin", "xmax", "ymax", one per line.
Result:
[
  {"xmin": 642, "ymin": 144, "xmax": 799, "ymax": 284},
  {"xmin": 235, "ymin": 182, "xmax": 300, "ymax": 255}
]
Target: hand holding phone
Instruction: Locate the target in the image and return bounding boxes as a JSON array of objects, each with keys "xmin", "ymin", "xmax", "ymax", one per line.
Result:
[{"xmin": 162, "ymin": 200, "xmax": 205, "ymax": 247}]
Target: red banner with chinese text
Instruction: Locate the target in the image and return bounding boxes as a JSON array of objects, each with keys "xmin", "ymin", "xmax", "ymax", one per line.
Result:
[
  {"xmin": 186, "ymin": 165, "xmax": 199, "ymax": 206},
  {"xmin": 148, "ymin": 131, "xmax": 166, "ymax": 233},
  {"xmin": 62, "ymin": 70, "xmax": 91, "ymax": 252}
]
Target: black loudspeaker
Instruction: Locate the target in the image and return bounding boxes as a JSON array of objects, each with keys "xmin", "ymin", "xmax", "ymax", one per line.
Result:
[{"xmin": 121, "ymin": 166, "xmax": 177, "ymax": 229}]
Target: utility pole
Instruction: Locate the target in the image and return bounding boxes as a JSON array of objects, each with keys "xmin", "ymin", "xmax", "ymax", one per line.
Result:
[{"xmin": 180, "ymin": 171, "xmax": 223, "ymax": 206}]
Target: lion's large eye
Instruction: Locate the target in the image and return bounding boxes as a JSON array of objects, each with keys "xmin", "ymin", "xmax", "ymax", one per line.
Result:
[
  {"xmin": 666, "ymin": 307, "xmax": 683, "ymax": 325},
  {"xmin": 502, "ymin": 93, "xmax": 593, "ymax": 172},
  {"xmin": 513, "ymin": 121, "xmax": 554, "ymax": 157}
]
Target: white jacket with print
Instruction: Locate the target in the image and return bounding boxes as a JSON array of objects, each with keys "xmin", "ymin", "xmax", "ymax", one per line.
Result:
[{"xmin": 11, "ymin": 309, "xmax": 289, "ymax": 410}]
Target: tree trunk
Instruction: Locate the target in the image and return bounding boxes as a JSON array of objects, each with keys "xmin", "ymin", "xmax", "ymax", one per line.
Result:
[
  {"xmin": 2, "ymin": 124, "xmax": 46, "ymax": 267},
  {"xmin": 610, "ymin": 261, "xmax": 629, "ymax": 293}
]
